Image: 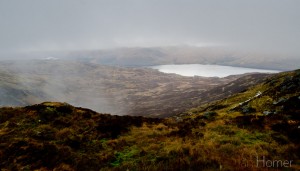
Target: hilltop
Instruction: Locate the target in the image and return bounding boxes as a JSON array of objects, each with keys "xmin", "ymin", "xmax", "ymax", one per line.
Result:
[{"xmin": 0, "ymin": 69, "xmax": 299, "ymax": 170}]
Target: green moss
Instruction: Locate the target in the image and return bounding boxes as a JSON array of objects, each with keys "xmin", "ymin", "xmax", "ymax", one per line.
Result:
[
  {"xmin": 234, "ymin": 130, "xmax": 272, "ymax": 145},
  {"xmin": 111, "ymin": 147, "xmax": 140, "ymax": 167}
]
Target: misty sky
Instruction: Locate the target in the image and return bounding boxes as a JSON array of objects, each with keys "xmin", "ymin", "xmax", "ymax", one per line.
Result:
[{"xmin": 0, "ymin": 0, "xmax": 299, "ymax": 57}]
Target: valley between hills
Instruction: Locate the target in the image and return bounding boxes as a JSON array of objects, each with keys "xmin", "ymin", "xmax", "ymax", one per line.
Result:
[{"xmin": 0, "ymin": 60, "xmax": 268, "ymax": 117}]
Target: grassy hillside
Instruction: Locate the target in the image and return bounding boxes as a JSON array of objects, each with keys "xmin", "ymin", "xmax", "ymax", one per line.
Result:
[{"xmin": 0, "ymin": 70, "xmax": 299, "ymax": 170}]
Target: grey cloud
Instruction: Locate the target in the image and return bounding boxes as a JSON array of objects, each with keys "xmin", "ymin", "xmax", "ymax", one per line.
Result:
[{"xmin": 0, "ymin": 0, "xmax": 299, "ymax": 57}]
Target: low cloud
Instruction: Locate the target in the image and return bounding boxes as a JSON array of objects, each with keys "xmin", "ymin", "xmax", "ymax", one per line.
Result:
[{"xmin": 0, "ymin": 0, "xmax": 299, "ymax": 58}]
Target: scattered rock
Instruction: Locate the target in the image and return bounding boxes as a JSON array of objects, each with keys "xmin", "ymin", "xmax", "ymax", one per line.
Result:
[
  {"xmin": 263, "ymin": 111, "xmax": 273, "ymax": 115},
  {"xmin": 241, "ymin": 106, "xmax": 256, "ymax": 114}
]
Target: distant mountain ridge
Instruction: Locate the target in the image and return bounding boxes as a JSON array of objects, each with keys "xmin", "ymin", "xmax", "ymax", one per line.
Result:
[
  {"xmin": 6, "ymin": 46, "xmax": 299, "ymax": 70},
  {"xmin": 63, "ymin": 46, "xmax": 299, "ymax": 70}
]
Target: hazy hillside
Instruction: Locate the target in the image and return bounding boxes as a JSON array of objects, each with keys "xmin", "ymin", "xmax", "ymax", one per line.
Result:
[
  {"xmin": 6, "ymin": 46, "xmax": 299, "ymax": 71},
  {"xmin": 63, "ymin": 46, "xmax": 300, "ymax": 70},
  {"xmin": 0, "ymin": 60, "xmax": 248, "ymax": 117},
  {"xmin": 0, "ymin": 69, "xmax": 299, "ymax": 170}
]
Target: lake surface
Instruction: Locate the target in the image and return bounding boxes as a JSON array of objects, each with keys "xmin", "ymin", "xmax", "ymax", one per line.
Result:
[{"xmin": 150, "ymin": 64, "xmax": 281, "ymax": 77}]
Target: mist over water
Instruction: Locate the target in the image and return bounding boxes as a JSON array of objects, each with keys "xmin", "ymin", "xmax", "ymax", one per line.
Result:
[{"xmin": 150, "ymin": 64, "xmax": 281, "ymax": 77}]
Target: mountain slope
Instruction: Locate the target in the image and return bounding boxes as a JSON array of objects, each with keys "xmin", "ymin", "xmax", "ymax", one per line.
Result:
[
  {"xmin": 0, "ymin": 60, "xmax": 247, "ymax": 117},
  {"xmin": 1, "ymin": 69, "xmax": 299, "ymax": 170},
  {"xmin": 189, "ymin": 73, "xmax": 271, "ymax": 109}
]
